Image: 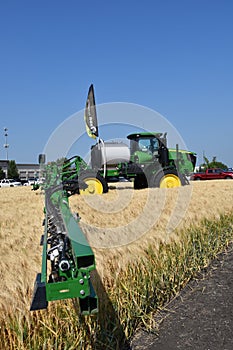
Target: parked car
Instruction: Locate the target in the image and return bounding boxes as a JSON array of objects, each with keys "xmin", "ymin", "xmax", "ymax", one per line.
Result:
[
  {"xmin": 23, "ymin": 178, "xmax": 41, "ymax": 186},
  {"xmin": 190, "ymin": 168, "xmax": 233, "ymax": 181},
  {"xmin": 0, "ymin": 179, "xmax": 22, "ymax": 187},
  {"xmin": 24, "ymin": 178, "xmax": 35, "ymax": 186}
]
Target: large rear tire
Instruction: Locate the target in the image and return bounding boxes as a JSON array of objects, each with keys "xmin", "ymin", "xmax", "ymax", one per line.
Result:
[
  {"xmin": 78, "ymin": 171, "xmax": 108, "ymax": 195},
  {"xmin": 152, "ymin": 169, "xmax": 186, "ymax": 188}
]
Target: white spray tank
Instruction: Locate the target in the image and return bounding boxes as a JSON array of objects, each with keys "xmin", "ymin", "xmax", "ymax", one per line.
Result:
[{"xmin": 91, "ymin": 141, "xmax": 130, "ymax": 172}]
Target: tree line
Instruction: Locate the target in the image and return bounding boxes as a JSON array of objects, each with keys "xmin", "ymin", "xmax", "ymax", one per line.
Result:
[
  {"xmin": 198, "ymin": 156, "xmax": 228, "ymax": 171},
  {"xmin": 0, "ymin": 160, "xmax": 19, "ymax": 180}
]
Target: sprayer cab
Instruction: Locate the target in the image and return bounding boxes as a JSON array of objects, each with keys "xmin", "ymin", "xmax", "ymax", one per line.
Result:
[{"xmin": 127, "ymin": 132, "xmax": 169, "ymax": 167}]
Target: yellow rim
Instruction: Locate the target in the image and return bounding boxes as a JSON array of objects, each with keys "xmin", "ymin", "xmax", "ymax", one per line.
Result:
[
  {"xmin": 160, "ymin": 174, "xmax": 181, "ymax": 188},
  {"xmin": 79, "ymin": 178, "xmax": 103, "ymax": 195}
]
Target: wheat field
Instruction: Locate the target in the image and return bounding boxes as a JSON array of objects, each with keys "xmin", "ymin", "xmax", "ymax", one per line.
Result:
[{"xmin": 0, "ymin": 180, "xmax": 233, "ymax": 319}]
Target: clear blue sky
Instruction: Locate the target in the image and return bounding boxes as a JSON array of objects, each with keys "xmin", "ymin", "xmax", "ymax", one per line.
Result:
[{"xmin": 0, "ymin": 0, "xmax": 232, "ymax": 166}]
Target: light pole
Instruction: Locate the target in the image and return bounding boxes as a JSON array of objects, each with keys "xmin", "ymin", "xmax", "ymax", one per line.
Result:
[{"xmin": 4, "ymin": 127, "xmax": 9, "ymax": 161}]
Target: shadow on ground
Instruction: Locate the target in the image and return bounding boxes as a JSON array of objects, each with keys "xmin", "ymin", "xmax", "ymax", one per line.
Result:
[{"xmin": 91, "ymin": 270, "xmax": 130, "ymax": 350}]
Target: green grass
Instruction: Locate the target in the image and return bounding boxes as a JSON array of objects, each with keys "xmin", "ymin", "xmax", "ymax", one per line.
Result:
[{"xmin": 1, "ymin": 212, "xmax": 233, "ymax": 350}]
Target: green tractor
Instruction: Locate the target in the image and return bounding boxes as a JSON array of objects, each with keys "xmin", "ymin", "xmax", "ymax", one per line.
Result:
[
  {"xmin": 85, "ymin": 84, "xmax": 196, "ymax": 191},
  {"xmin": 38, "ymin": 132, "xmax": 196, "ymax": 195},
  {"xmin": 36, "ymin": 85, "xmax": 196, "ymax": 195},
  {"xmin": 90, "ymin": 132, "xmax": 196, "ymax": 190}
]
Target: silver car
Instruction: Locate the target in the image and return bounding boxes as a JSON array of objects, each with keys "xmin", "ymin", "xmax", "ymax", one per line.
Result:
[{"xmin": 0, "ymin": 179, "xmax": 22, "ymax": 187}]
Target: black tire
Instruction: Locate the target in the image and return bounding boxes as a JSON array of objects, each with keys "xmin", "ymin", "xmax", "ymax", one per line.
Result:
[
  {"xmin": 152, "ymin": 168, "xmax": 185, "ymax": 188},
  {"xmin": 134, "ymin": 174, "xmax": 148, "ymax": 190},
  {"xmin": 78, "ymin": 170, "xmax": 108, "ymax": 194}
]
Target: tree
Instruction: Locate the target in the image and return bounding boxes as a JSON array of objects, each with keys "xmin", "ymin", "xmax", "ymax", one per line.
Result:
[
  {"xmin": 201, "ymin": 156, "xmax": 228, "ymax": 170},
  {"xmin": 203, "ymin": 156, "xmax": 210, "ymax": 168},
  {"xmin": 0, "ymin": 167, "xmax": 5, "ymax": 180},
  {"xmin": 7, "ymin": 160, "xmax": 19, "ymax": 179}
]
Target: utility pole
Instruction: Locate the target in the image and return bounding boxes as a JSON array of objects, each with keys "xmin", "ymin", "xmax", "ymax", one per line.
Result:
[
  {"xmin": 4, "ymin": 127, "xmax": 9, "ymax": 161},
  {"xmin": 4, "ymin": 127, "xmax": 9, "ymax": 178}
]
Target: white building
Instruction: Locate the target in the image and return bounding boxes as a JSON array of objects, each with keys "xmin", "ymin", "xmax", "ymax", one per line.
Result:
[{"xmin": 0, "ymin": 160, "xmax": 41, "ymax": 180}]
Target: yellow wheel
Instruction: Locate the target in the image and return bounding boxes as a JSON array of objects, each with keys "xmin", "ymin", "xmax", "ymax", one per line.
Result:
[
  {"xmin": 79, "ymin": 177, "xmax": 104, "ymax": 195},
  {"xmin": 159, "ymin": 174, "xmax": 181, "ymax": 188}
]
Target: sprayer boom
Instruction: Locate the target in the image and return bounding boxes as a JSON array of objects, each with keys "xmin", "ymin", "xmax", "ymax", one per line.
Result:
[{"xmin": 30, "ymin": 162, "xmax": 98, "ymax": 314}]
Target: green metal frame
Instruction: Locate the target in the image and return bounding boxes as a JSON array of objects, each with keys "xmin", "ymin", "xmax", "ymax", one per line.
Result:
[{"xmin": 30, "ymin": 160, "xmax": 98, "ymax": 315}]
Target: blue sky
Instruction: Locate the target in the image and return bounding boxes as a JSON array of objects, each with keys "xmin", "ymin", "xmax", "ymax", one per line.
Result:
[{"xmin": 0, "ymin": 0, "xmax": 232, "ymax": 166}]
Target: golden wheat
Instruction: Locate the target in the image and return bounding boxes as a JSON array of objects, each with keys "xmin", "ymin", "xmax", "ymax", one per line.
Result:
[
  {"xmin": 0, "ymin": 180, "xmax": 233, "ymax": 349},
  {"xmin": 0, "ymin": 181, "xmax": 233, "ymax": 313}
]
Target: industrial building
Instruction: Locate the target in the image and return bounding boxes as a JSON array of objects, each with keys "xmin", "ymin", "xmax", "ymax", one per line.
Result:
[{"xmin": 0, "ymin": 160, "xmax": 40, "ymax": 180}]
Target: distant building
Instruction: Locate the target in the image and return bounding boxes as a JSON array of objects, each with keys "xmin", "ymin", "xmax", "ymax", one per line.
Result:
[{"xmin": 0, "ymin": 160, "xmax": 40, "ymax": 180}]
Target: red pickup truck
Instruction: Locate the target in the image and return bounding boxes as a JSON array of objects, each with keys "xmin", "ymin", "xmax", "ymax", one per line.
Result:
[{"xmin": 191, "ymin": 168, "xmax": 233, "ymax": 181}]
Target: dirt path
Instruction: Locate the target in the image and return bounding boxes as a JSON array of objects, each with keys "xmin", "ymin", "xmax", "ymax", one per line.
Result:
[{"xmin": 131, "ymin": 244, "xmax": 233, "ymax": 350}]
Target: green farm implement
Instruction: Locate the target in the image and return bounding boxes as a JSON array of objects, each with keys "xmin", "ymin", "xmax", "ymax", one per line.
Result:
[{"xmin": 30, "ymin": 159, "xmax": 98, "ymax": 314}]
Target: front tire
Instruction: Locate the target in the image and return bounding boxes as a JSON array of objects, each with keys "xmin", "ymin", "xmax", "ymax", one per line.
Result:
[
  {"xmin": 152, "ymin": 169, "xmax": 184, "ymax": 188},
  {"xmin": 78, "ymin": 171, "xmax": 108, "ymax": 195}
]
